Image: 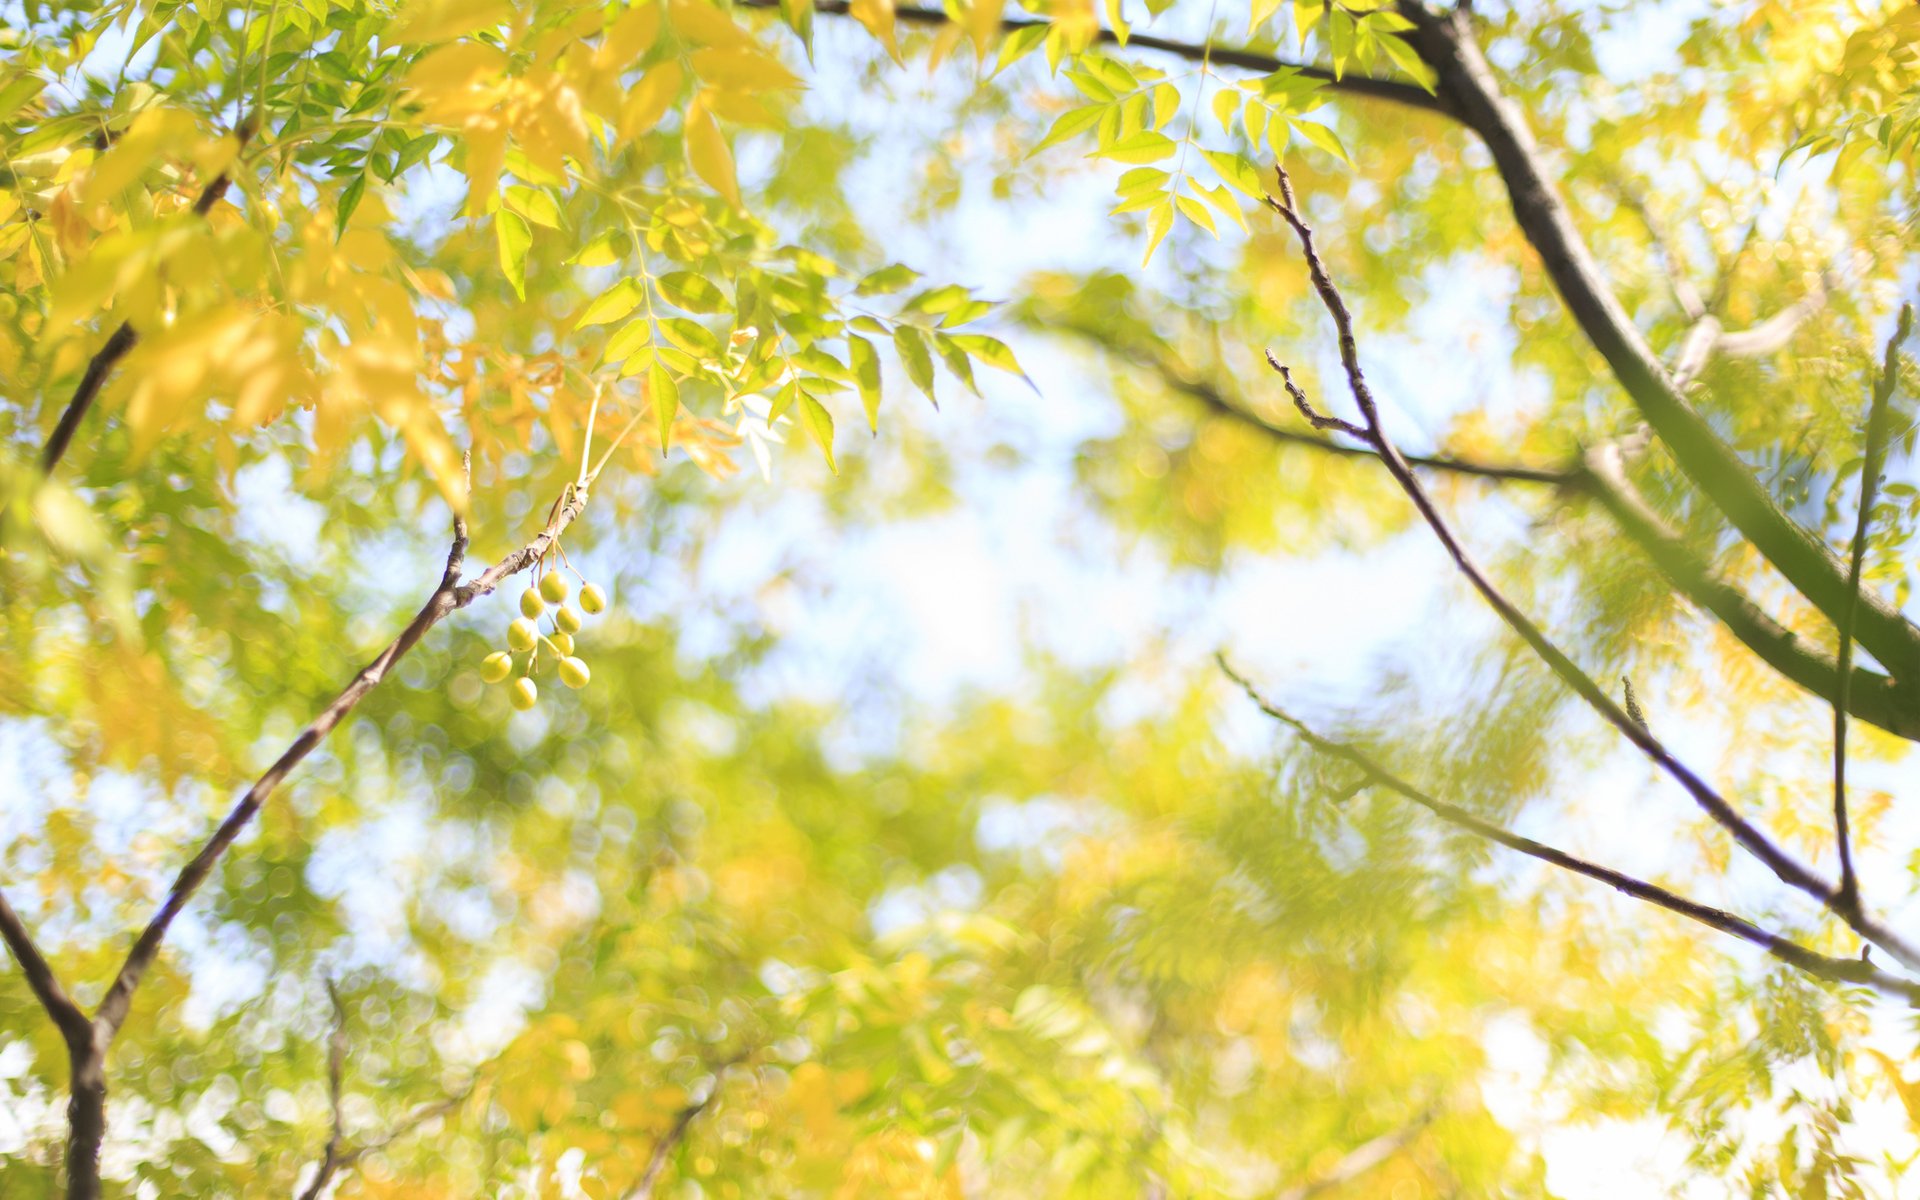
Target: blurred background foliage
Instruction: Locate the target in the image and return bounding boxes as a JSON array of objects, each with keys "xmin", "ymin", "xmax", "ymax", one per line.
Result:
[{"xmin": 4, "ymin": 0, "xmax": 1920, "ymax": 1195}]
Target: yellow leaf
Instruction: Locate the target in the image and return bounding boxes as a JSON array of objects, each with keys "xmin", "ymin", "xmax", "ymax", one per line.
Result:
[
  {"xmin": 81, "ymin": 107, "xmax": 203, "ymax": 207},
  {"xmin": 684, "ymin": 94, "xmax": 740, "ymax": 207},
  {"xmin": 690, "ymin": 46, "xmax": 803, "ymax": 93},
  {"xmin": 598, "ymin": 2, "xmax": 664, "ymax": 68},
  {"xmin": 667, "ymin": 0, "xmax": 757, "ymax": 49},
  {"xmin": 850, "ymin": 0, "xmax": 901, "ymax": 62},
  {"xmin": 966, "ymin": 0, "xmax": 1001, "ymax": 58},
  {"xmin": 619, "ymin": 62, "xmax": 684, "ymax": 141},
  {"xmin": 390, "ymin": 0, "xmax": 511, "ymax": 43}
]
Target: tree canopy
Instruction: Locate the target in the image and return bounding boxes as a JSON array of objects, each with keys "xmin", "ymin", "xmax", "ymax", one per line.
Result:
[{"xmin": 5, "ymin": 0, "xmax": 1920, "ymax": 1196}]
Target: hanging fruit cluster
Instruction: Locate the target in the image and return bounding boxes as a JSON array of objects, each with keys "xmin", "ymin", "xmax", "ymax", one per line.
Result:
[{"xmin": 481, "ymin": 544, "xmax": 609, "ymax": 711}]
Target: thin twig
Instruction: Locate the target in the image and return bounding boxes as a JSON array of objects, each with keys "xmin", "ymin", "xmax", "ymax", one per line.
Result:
[
  {"xmin": 1261, "ymin": 163, "xmax": 1920, "ymax": 973},
  {"xmin": 1833, "ymin": 304, "xmax": 1914, "ymax": 914},
  {"xmin": 1218, "ymin": 658, "xmax": 1920, "ymax": 1004},
  {"xmin": 294, "ymin": 980, "xmax": 351, "ymax": 1200}
]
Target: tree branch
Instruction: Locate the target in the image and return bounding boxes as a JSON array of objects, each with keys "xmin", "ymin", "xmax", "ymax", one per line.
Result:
[
  {"xmin": 1833, "ymin": 305, "xmax": 1913, "ymax": 915},
  {"xmin": 1262, "ymin": 163, "xmax": 1920, "ymax": 974},
  {"xmin": 39, "ymin": 120, "xmax": 252, "ymax": 475},
  {"xmin": 620, "ymin": 1057, "xmax": 747, "ymax": 1200},
  {"xmin": 1218, "ymin": 658, "xmax": 1920, "ymax": 1005},
  {"xmin": 737, "ymin": 0, "xmax": 1450, "ymax": 115},
  {"xmin": 1394, "ymin": 1, "xmax": 1920, "ymax": 686},
  {"xmin": 0, "ymin": 888, "xmax": 91, "ymax": 1046},
  {"xmin": 51, "ymin": 478, "xmax": 575, "ymax": 1193}
]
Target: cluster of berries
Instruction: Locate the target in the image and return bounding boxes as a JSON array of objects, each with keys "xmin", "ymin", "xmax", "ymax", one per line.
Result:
[{"xmin": 481, "ymin": 563, "xmax": 608, "ymax": 711}]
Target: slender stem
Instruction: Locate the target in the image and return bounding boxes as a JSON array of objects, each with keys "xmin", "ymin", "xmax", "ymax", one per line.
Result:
[{"xmin": 1833, "ymin": 304, "xmax": 1914, "ymax": 914}]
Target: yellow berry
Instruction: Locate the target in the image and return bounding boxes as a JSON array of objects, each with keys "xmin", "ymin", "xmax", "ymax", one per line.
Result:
[
  {"xmin": 547, "ymin": 631, "xmax": 574, "ymax": 657},
  {"xmin": 480, "ymin": 652, "xmax": 513, "ymax": 683},
  {"xmin": 540, "ymin": 572, "xmax": 570, "ymax": 604},
  {"xmin": 579, "ymin": 584, "xmax": 607, "ymax": 615},
  {"xmin": 555, "ymin": 606, "xmax": 582, "ymax": 634},
  {"xmin": 507, "ymin": 618, "xmax": 538, "ymax": 653},
  {"xmin": 509, "ymin": 676, "xmax": 538, "ymax": 710},
  {"xmin": 558, "ymin": 657, "xmax": 591, "ymax": 689},
  {"xmin": 520, "ymin": 588, "xmax": 545, "ymax": 619}
]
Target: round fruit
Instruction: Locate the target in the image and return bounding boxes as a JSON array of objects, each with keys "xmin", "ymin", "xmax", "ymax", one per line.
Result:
[
  {"xmin": 480, "ymin": 652, "xmax": 513, "ymax": 683},
  {"xmin": 540, "ymin": 572, "xmax": 571, "ymax": 604},
  {"xmin": 555, "ymin": 605, "xmax": 583, "ymax": 634},
  {"xmin": 558, "ymin": 657, "xmax": 591, "ymax": 689},
  {"xmin": 547, "ymin": 631, "xmax": 574, "ymax": 657},
  {"xmin": 579, "ymin": 584, "xmax": 607, "ymax": 615},
  {"xmin": 507, "ymin": 618, "xmax": 538, "ymax": 652},
  {"xmin": 510, "ymin": 677, "xmax": 538, "ymax": 710},
  {"xmin": 519, "ymin": 588, "xmax": 545, "ymax": 619}
]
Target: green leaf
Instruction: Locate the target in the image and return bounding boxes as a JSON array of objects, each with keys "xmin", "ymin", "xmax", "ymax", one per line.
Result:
[
  {"xmin": 934, "ymin": 333, "xmax": 979, "ymax": 396},
  {"xmin": 503, "ymin": 184, "xmax": 562, "ymax": 229},
  {"xmin": 649, "ymin": 362, "xmax": 679, "ymax": 451},
  {"xmin": 1142, "ymin": 199, "xmax": 1173, "ymax": 265},
  {"xmin": 797, "ymin": 390, "xmax": 836, "ymax": 472},
  {"xmin": 569, "ymin": 230, "xmax": 626, "ymax": 267},
  {"xmin": 903, "ymin": 284, "xmax": 971, "ymax": 315},
  {"xmin": 948, "ymin": 334, "xmax": 1028, "ymax": 383},
  {"xmin": 1031, "ymin": 105, "xmax": 1105, "ymax": 157},
  {"xmin": 992, "ymin": 24, "xmax": 1048, "ymax": 76},
  {"xmin": 1202, "ymin": 148, "xmax": 1267, "ymax": 198},
  {"xmin": 659, "ymin": 317, "xmax": 721, "ymax": 358},
  {"xmin": 1092, "ymin": 130, "xmax": 1177, "ymax": 165},
  {"xmin": 769, "ymin": 378, "xmax": 800, "ymax": 422},
  {"xmin": 602, "ymin": 319, "xmax": 653, "ymax": 365},
  {"xmin": 849, "ymin": 334, "xmax": 882, "ymax": 431},
  {"xmin": 857, "ymin": 264, "xmax": 922, "ymax": 296},
  {"xmin": 1291, "ymin": 119, "xmax": 1351, "ymax": 164},
  {"xmin": 893, "ymin": 325, "xmax": 936, "ymax": 407},
  {"xmin": 495, "ymin": 209, "xmax": 530, "ymax": 301},
  {"xmin": 577, "ymin": 279, "xmax": 646, "ymax": 328},
  {"xmin": 336, "ymin": 172, "xmax": 367, "ymax": 237},
  {"xmin": 657, "ymin": 271, "xmax": 727, "ymax": 314}
]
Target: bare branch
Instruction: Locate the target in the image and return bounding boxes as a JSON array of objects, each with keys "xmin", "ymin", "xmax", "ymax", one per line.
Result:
[
  {"xmin": 1219, "ymin": 658, "xmax": 1920, "ymax": 1004},
  {"xmin": 1834, "ymin": 304, "xmax": 1914, "ymax": 914},
  {"xmin": 1262, "ymin": 162, "xmax": 1920, "ymax": 974}
]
